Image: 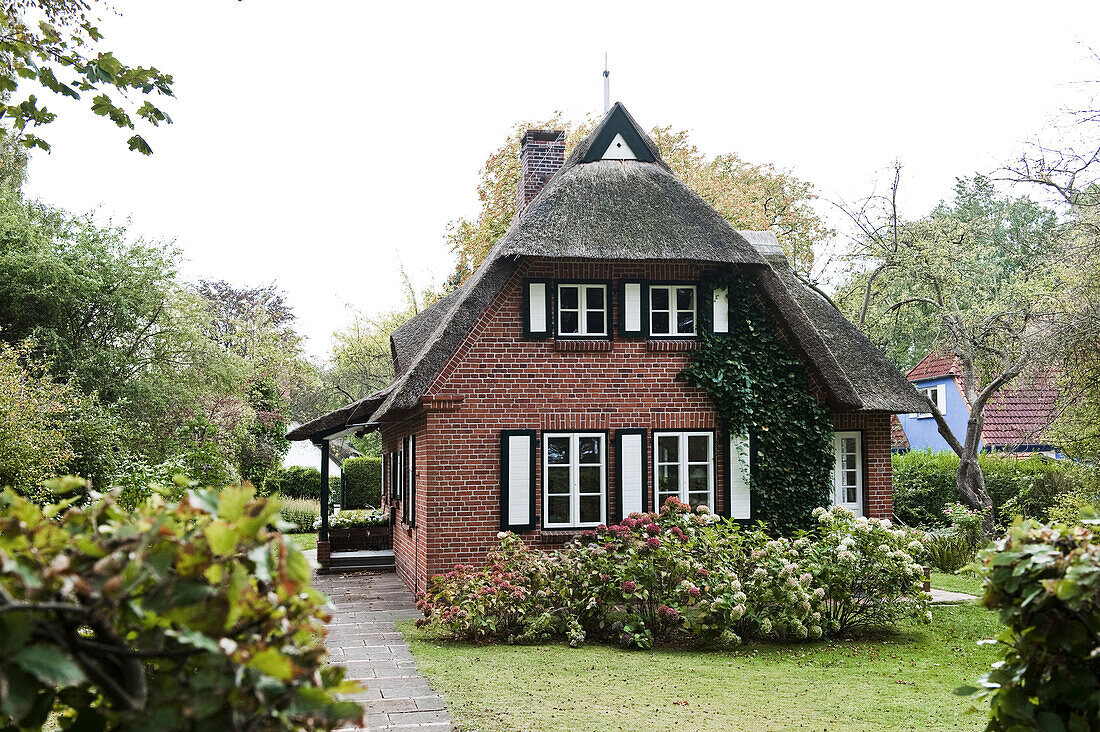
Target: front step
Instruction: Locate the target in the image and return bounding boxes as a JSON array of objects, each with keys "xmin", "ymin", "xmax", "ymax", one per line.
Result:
[{"xmin": 328, "ymin": 549, "xmax": 396, "ymax": 572}]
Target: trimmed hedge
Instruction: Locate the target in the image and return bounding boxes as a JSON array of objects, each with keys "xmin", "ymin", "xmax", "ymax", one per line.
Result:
[
  {"xmin": 892, "ymin": 450, "xmax": 1087, "ymax": 527},
  {"xmin": 342, "ymin": 457, "xmax": 382, "ymax": 509},
  {"xmin": 265, "ymin": 465, "xmax": 322, "ymax": 500}
]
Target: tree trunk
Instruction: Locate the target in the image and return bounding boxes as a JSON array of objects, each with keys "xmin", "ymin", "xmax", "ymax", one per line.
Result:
[{"xmin": 956, "ymin": 404, "xmax": 996, "ymax": 535}]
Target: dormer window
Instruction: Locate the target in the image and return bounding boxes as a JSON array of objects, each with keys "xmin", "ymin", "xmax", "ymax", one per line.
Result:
[
  {"xmin": 557, "ymin": 283, "xmax": 608, "ymax": 337},
  {"xmin": 649, "ymin": 285, "xmax": 697, "ymax": 336}
]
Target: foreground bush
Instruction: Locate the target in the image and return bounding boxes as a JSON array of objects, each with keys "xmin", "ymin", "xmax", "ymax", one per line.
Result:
[
  {"xmin": 0, "ymin": 479, "xmax": 362, "ymax": 730},
  {"xmin": 962, "ymin": 513, "xmax": 1100, "ymax": 729},
  {"xmin": 416, "ymin": 501, "xmax": 929, "ymax": 649}
]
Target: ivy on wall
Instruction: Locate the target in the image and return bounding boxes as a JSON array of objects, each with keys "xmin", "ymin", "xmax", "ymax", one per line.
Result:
[{"xmin": 682, "ymin": 273, "xmax": 835, "ymax": 534}]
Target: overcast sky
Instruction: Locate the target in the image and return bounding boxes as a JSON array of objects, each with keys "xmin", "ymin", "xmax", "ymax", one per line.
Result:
[{"xmin": 20, "ymin": 1, "xmax": 1100, "ymax": 360}]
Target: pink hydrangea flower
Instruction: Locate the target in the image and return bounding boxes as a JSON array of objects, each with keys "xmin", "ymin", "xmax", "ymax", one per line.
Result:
[
  {"xmin": 622, "ymin": 580, "xmax": 637, "ymax": 593},
  {"xmin": 647, "ymin": 537, "xmax": 662, "ymax": 549},
  {"xmin": 658, "ymin": 604, "xmax": 679, "ymax": 620},
  {"xmin": 645, "ymin": 523, "xmax": 660, "ymax": 536}
]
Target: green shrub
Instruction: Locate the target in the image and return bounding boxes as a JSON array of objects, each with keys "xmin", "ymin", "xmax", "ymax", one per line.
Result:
[
  {"xmin": 341, "ymin": 457, "xmax": 382, "ymax": 509},
  {"xmin": 964, "ymin": 512, "xmax": 1100, "ymax": 727},
  {"xmin": 892, "ymin": 450, "xmax": 1087, "ymax": 528},
  {"xmin": 0, "ymin": 479, "xmax": 362, "ymax": 730},
  {"xmin": 267, "ymin": 465, "xmax": 322, "ymax": 500},
  {"xmin": 926, "ymin": 533, "xmax": 973, "ymax": 573},
  {"xmin": 1047, "ymin": 484, "xmax": 1100, "ymax": 525},
  {"xmin": 280, "ymin": 497, "xmax": 320, "ymax": 533},
  {"xmin": 415, "ymin": 501, "xmax": 929, "ymax": 648}
]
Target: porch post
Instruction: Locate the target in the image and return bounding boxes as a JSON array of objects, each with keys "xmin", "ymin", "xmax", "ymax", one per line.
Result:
[{"xmin": 318, "ymin": 438, "xmax": 330, "ymax": 543}]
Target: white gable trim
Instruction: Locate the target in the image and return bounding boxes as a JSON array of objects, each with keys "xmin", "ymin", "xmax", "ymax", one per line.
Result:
[{"xmin": 601, "ymin": 132, "xmax": 638, "ymax": 160}]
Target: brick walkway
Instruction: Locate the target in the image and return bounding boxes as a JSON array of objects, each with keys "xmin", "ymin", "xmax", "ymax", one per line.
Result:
[{"xmin": 313, "ymin": 571, "xmax": 455, "ymax": 732}]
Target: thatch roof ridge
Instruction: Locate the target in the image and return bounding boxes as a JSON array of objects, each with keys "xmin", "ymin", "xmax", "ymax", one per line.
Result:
[
  {"xmin": 285, "ymin": 382, "xmax": 394, "ymax": 442},
  {"xmin": 390, "ymin": 285, "xmax": 467, "ymax": 377}
]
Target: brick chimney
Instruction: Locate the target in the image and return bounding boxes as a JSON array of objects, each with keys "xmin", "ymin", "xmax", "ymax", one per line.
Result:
[{"xmin": 516, "ymin": 129, "xmax": 565, "ymax": 212}]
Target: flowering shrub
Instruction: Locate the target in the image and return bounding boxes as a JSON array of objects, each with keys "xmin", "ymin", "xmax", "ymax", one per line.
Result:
[
  {"xmin": 313, "ymin": 508, "xmax": 388, "ymax": 530},
  {"xmin": 416, "ymin": 499, "xmax": 929, "ymax": 649},
  {"xmin": 942, "ymin": 502, "xmax": 985, "ymax": 548},
  {"xmin": 962, "ymin": 513, "xmax": 1100, "ymax": 727},
  {"xmin": 805, "ymin": 507, "xmax": 930, "ymax": 636}
]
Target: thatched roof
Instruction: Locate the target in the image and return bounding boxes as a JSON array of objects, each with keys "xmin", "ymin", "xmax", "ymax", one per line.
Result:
[
  {"xmin": 288, "ymin": 103, "xmax": 923, "ymax": 442},
  {"xmin": 284, "ymin": 383, "xmax": 393, "ymax": 442}
]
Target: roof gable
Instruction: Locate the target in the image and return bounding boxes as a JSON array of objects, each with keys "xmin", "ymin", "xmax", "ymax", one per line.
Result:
[
  {"xmin": 907, "ymin": 352, "xmax": 961, "ymax": 381},
  {"xmin": 579, "ymin": 103, "xmax": 658, "ymax": 163}
]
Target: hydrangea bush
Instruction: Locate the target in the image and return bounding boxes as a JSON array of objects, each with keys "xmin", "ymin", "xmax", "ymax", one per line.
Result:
[
  {"xmin": 416, "ymin": 499, "xmax": 930, "ymax": 649},
  {"xmin": 961, "ymin": 512, "xmax": 1100, "ymax": 728}
]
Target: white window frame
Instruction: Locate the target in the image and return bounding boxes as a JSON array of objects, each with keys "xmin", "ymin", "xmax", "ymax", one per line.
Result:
[
  {"xmin": 648, "ymin": 284, "xmax": 698, "ymax": 336},
  {"xmin": 556, "ymin": 283, "xmax": 608, "ymax": 337},
  {"xmin": 833, "ymin": 431, "xmax": 863, "ymax": 516},
  {"xmin": 916, "ymin": 384, "xmax": 947, "ymax": 419},
  {"xmin": 653, "ymin": 431, "xmax": 714, "ymax": 512},
  {"xmin": 542, "ymin": 432, "xmax": 606, "ymax": 528}
]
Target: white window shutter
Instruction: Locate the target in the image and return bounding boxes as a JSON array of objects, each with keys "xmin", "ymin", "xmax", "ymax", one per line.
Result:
[
  {"xmin": 729, "ymin": 433, "xmax": 751, "ymax": 519},
  {"xmin": 619, "ymin": 281, "xmax": 646, "ymax": 337},
  {"xmin": 524, "ymin": 280, "xmax": 550, "ymax": 337},
  {"xmin": 712, "ymin": 287, "xmax": 729, "ymax": 333},
  {"xmin": 501, "ymin": 431, "xmax": 535, "ymax": 531},
  {"xmin": 617, "ymin": 430, "xmax": 645, "ymax": 519}
]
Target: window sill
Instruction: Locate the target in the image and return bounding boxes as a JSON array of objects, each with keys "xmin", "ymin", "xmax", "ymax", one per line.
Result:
[
  {"xmin": 647, "ymin": 340, "xmax": 699, "ymax": 352},
  {"xmin": 555, "ymin": 339, "xmax": 612, "ymax": 352}
]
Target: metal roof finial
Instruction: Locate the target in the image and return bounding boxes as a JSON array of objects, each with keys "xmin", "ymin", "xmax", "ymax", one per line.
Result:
[{"xmin": 603, "ymin": 53, "xmax": 610, "ymax": 114}]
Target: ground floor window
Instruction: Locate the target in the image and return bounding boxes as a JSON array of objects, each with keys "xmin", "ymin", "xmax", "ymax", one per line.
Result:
[
  {"xmin": 543, "ymin": 432, "xmax": 606, "ymax": 528},
  {"xmin": 833, "ymin": 431, "xmax": 863, "ymax": 516},
  {"xmin": 654, "ymin": 431, "xmax": 714, "ymax": 511}
]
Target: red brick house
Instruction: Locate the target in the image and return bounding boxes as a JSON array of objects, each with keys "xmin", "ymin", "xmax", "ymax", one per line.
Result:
[{"xmin": 289, "ymin": 103, "xmax": 925, "ymax": 592}]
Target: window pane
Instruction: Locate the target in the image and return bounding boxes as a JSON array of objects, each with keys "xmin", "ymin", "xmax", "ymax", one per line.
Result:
[
  {"xmin": 560, "ymin": 311, "xmax": 579, "ymax": 334},
  {"xmin": 547, "ymin": 467, "xmax": 570, "ymax": 495},
  {"xmin": 677, "ymin": 311, "xmax": 695, "ymax": 334},
  {"xmin": 846, "ymin": 485, "xmax": 857, "ymax": 503},
  {"xmin": 688, "ymin": 492, "xmax": 710, "ymax": 510},
  {"xmin": 842, "ymin": 453, "xmax": 856, "ymax": 471},
  {"xmin": 845, "ymin": 470, "xmax": 858, "ymax": 487},
  {"xmin": 658, "ymin": 465, "xmax": 679, "ymax": 493},
  {"xmin": 586, "ymin": 311, "xmax": 604, "ymax": 334},
  {"xmin": 578, "ymin": 437, "xmax": 600, "ymax": 463},
  {"xmin": 585, "ymin": 287, "xmax": 604, "ymax": 309},
  {"xmin": 657, "ymin": 436, "xmax": 679, "ymax": 463},
  {"xmin": 651, "ymin": 287, "xmax": 669, "ymax": 310},
  {"xmin": 579, "ymin": 466, "xmax": 601, "ymax": 493},
  {"xmin": 547, "ymin": 437, "xmax": 569, "ymax": 464},
  {"xmin": 687, "ymin": 435, "xmax": 709, "ymax": 463},
  {"xmin": 560, "ymin": 286, "xmax": 578, "ymax": 309},
  {"xmin": 651, "ymin": 312, "xmax": 670, "ymax": 334},
  {"xmin": 688, "ymin": 465, "xmax": 708, "ymax": 493},
  {"xmin": 842, "ymin": 437, "xmax": 856, "ymax": 454},
  {"xmin": 579, "ymin": 495, "xmax": 601, "ymax": 524},
  {"xmin": 547, "ymin": 496, "xmax": 570, "ymax": 524},
  {"xmin": 676, "ymin": 287, "xmax": 695, "ymax": 311}
]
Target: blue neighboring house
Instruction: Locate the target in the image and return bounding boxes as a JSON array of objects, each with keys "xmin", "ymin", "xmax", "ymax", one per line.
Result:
[{"xmin": 893, "ymin": 352, "xmax": 1062, "ymax": 458}]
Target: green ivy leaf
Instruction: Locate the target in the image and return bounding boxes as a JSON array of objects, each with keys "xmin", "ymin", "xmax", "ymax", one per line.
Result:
[{"xmin": 12, "ymin": 644, "xmax": 85, "ymax": 686}]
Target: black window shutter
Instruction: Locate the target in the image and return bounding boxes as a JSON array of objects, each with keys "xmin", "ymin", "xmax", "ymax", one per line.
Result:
[
  {"xmin": 523, "ymin": 278, "xmax": 552, "ymax": 338},
  {"xmin": 500, "ymin": 430, "xmax": 536, "ymax": 531},
  {"xmin": 408, "ymin": 435, "xmax": 416, "ymax": 528}
]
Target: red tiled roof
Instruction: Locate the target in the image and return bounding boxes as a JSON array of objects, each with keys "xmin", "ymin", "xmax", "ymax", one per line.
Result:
[
  {"xmin": 982, "ymin": 373, "xmax": 1060, "ymax": 447},
  {"xmin": 907, "ymin": 352, "xmax": 962, "ymax": 381},
  {"xmin": 890, "ymin": 414, "xmax": 910, "ymax": 450}
]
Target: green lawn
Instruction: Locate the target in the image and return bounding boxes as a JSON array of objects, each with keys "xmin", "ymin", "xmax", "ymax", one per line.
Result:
[
  {"xmin": 930, "ymin": 570, "xmax": 983, "ymax": 596},
  {"xmin": 288, "ymin": 533, "xmax": 318, "ymax": 551},
  {"xmin": 400, "ymin": 604, "xmax": 1000, "ymax": 731}
]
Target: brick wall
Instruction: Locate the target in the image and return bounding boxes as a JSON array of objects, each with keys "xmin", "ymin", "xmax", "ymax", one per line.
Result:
[
  {"xmin": 833, "ymin": 411, "xmax": 894, "ymax": 519},
  {"xmin": 517, "ymin": 130, "xmax": 565, "ymax": 211},
  {"xmin": 381, "ymin": 259, "xmax": 898, "ymax": 589}
]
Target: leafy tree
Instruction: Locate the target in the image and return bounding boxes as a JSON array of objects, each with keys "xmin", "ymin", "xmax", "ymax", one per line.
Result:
[
  {"xmin": 446, "ymin": 115, "xmax": 831, "ymax": 285},
  {"xmin": 836, "ymin": 169, "xmax": 1066, "ymax": 526},
  {"xmin": 0, "ymin": 0, "xmax": 174, "ymax": 154},
  {"xmin": 0, "ymin": 480, "xmax": 363, "ymax": 729}
]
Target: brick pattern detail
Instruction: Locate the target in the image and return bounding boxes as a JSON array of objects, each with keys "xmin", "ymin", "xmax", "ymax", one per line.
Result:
[
  {"xmin": 420, "ymin": 395, "xmax": 464, "ymax": 412},
  {"xmin": 555, "ymin": 339, "xmax": 613, "ymax": 352},
  {"xmin": 379, "ymin": 258, "xmax": 898, "ymax": 591},
  {"xmin": 833, "ymin": 411, "xmax": 894, "ymax": 520},
  {"xmin": 517, "ymin": 130, "xmax": 565, "ymax": 211},
  {"xmin": 647, "ymin": 340, "xmax": 700, "ymax": 352},
  {"xmin": 316, "ymin": 540, "xmax": 331, "ymax": 571}
]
